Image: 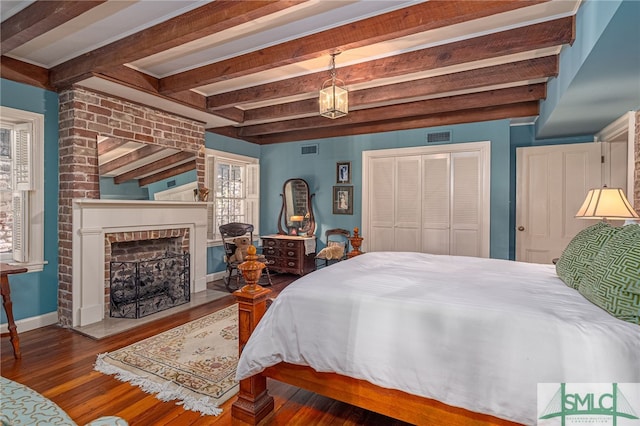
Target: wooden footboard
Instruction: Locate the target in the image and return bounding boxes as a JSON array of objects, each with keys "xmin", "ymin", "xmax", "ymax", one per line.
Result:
[{"xmin": 232, "ymin": 283, "xmax": 520, "ymax": 426}]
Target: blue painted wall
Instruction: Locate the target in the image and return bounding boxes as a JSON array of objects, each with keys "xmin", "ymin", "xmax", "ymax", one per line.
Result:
[
  {"xmin": 99, "ymin": 177, "xmax": 149, "ymax": 199},
  {"xmin": 146, "ymin": 169, "xmax": 197, "ymax": 199},
  {"xmin": 258, "ymin": 121, "xmax": 514, "ymax": 259},
  {"xmin": 0, "ymin": 79, "xmax": 59, "ymax": 324},
  {"xmin": 538, "ymin": 0, "xmax": 638, "ymax": 138}
]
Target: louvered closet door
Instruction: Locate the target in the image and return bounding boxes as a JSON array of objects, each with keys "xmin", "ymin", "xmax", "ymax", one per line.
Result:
[
  {"xmin": 365, "ymin": 142, "xmax": 488, "ymax": 256},
  {"xmin": 422, "ymin": 154, "xmax": 450, "ymax": 255},
  {"xmin": 395, "ymin": 156, "xmax": 422, "ymax": 251},
  {"xmin": 450, "ymin": 151, "xmax": 482, "ymax": 257},
  {"xmin": 369, "ymin": 157, "xmax": 395, "ymax": 252}
]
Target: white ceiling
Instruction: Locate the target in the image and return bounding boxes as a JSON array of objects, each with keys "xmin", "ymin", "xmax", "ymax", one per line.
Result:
[{"xmin": 2, "ymin": 0, "xmax": 638, "ymax": 141}]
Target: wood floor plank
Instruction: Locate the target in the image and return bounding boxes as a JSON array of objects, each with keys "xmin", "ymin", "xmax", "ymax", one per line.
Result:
[{"xmin": 1, "ymin": 275, "xmax": 408, "ymax": 425}]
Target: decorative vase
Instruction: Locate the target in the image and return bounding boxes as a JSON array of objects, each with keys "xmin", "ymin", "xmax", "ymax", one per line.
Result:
[{"xmin": 347, "ymin": 227, "xmax": 363, "ymax": 258}]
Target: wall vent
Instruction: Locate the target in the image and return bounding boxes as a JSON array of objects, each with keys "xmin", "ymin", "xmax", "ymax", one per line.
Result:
[
  {"xmin": 301, "ymin": 144, "xmax": 319, "ymax": 155},
  {"xmin": 167, "ymin": 180, "xmax": 176, "ymax": 187},
  {"xmin": 426, "ymin": 130, "xmax": 452, "ymax": 143}
]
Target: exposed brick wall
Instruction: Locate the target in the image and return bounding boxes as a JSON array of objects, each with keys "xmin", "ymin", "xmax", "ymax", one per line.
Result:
[{"xmin": 58, "ymin": 86, "xmax": 205, "ymax": 326}]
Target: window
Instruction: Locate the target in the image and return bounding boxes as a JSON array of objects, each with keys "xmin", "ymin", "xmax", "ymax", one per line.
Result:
[
  {"xmin": 205, "ymin": 149, "xmax": 259, "ymax": 242},
  {"xmin": 0, "ymin": 106, "xmax": 45, "ymax": 271}
]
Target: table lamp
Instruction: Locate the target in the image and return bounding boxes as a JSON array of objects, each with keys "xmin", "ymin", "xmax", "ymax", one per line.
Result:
[
  {"xmin": 289, "ymin": 215, "xmax": 304, "ymax": 235},
  {"xmin": 575, "ymin": 187, "xmax": 639, "ymax": 222}
]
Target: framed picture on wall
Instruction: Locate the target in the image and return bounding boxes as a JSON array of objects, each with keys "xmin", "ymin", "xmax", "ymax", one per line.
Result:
[
  {"xmin": 336, "ymin": 161, "xmax": 351, "ymax": 184},
  {"xmin": 333, "ymin": 185, "xmax": 353, "ymax": 215}
]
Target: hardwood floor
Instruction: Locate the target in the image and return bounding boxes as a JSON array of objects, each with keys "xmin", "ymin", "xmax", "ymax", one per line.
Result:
[{"xmin": 1, "ymin": 274, "xmax": 409, "ymax": 426}]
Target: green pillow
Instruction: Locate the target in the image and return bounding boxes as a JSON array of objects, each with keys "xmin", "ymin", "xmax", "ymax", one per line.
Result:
[
  {"xmin": 555, "ymin": 222, "xmax": 620, "ymax": 289},
  {"xmin": 578, "ymin": 224, "xmax": 640, "ymax": 325}
]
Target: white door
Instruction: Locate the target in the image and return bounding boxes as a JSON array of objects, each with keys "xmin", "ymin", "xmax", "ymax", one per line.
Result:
[
  {"xmin": 422, "ymin": 153, "xmax": 450, "ymax": 255},
  {"xmin": 516, "ymin": 143, "xmax": 602, "ymax": 263},
  {"xmin": 365, "ymin": 142, "xmax": 489, "ymax": 257},
  {"xmin": 368, "ymin": 157, "xmax": 395, "ymax": 252},
  {"xmin": 395, "ymin": 156, "xmax": 422, "ymax": 251},
  {"xmin": 450, "ymin": 151, "xmax": 483, "ymax": 257},
  {"xmin": 421, "ymin": 151, "xmax": 485, "ymax": 257}
]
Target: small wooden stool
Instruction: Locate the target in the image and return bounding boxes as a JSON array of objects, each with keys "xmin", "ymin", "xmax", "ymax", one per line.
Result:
[{"xmin": 1, "ymin": 263, "xmax": 28, "ymax": 359}]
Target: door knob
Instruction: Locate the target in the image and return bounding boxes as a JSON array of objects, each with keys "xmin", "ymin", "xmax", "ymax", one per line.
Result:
[{"xmin": 517, "ymin": 226, "xmax": 525, "ymax": 231}]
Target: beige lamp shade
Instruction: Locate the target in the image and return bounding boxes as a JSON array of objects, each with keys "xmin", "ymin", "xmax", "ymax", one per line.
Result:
[{"xmin": 575, "ymin": 187, "xmax": 639, "ymax": 220}]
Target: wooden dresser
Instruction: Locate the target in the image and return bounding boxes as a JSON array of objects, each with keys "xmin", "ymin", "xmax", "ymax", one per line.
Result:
[{"xmin": 261, "ymin": 235, "xmax": 316, "ymax": 276}]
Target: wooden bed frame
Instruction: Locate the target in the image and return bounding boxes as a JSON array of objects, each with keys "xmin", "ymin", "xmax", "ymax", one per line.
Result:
[{"xmin": 232, "ymin": 284, "xmax": 521, "ymax": 425}]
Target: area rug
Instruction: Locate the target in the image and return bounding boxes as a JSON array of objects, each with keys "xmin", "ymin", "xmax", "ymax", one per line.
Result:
[{"xmin": 94, "ymin": 304, "xmax": 238, "ymax": 416}]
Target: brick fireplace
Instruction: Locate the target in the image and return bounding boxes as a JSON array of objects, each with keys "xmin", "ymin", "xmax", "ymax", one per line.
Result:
[
  {"xmin": 58, "ymin": 86, "xmax": 207, "ymax": 327},
  {"xmin": 106, "ymin": 227, "xmax": 190, "ymax": 316},
  {"xmin": 72, "ymin": 199, "xmax": 208, "ymax": 327}
]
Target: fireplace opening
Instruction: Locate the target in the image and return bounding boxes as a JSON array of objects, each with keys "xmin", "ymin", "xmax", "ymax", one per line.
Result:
[{"xmin": 110, "ymin": 251, "xmax": 190, "ymax": 319}]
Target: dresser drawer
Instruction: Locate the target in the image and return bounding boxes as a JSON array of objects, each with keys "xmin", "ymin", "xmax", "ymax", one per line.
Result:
[
  {"xmin": 264, "ymin": 239, "xmax": 298, "ymax": 249},
  {"xmin": 268, "ymin": 256, "xmax": 300, "ymax": 270},
  {"xmin": 261, "ymin": 236, "xmax": 316, "ymax": 276},
  {"xmin": 263, "ymin": 247, "xmax": 279, "ymax": 257},
  {"xmin": 263, "ymin": 239, "xmax": 279, "ymax": 248}
]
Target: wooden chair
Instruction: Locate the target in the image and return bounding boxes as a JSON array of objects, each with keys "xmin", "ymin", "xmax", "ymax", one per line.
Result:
[
  {"xmin": 315, "ymin": 228, "xmax": 350, "ymax": 269},
  {"xmin": 219, "ymin": 223, "xmax": 271, "ymax": 292}
]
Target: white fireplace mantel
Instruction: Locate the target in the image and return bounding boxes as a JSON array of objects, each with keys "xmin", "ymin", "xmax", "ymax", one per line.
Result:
[{"xmin": 72, "ymin": 199, "xmax": 209, "ymax": 327}]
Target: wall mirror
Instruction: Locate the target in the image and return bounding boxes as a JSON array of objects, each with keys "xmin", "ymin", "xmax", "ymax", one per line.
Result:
[
  {"xmin": 97, "ymin": 136, "xmax": 197, "ymax": 200},
  {"xmin": 278, "ymin": 178, "xmax": 315, "ymax": 236}
]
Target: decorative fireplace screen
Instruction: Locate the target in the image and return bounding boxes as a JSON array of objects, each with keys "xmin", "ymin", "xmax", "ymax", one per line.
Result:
[{"xmin": 110, "ymin": 252, "xmax": 190, "ymax": 319}]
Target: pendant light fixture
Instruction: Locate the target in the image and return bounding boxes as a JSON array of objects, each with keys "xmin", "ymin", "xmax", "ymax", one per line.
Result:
[{"xmin": 319, "ymin": 52, "xmax": 348, "ymax": 119}]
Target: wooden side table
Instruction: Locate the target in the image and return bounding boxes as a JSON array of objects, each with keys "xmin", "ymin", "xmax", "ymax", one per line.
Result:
[{"xmin": 1, "ymin": 263, "xmax": 28, "ymax": 359}]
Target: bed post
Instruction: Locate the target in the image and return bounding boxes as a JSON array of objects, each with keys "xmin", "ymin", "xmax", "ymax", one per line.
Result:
[{"xmin": 232, "ymin": 246, "xmax": 275, "ymax": 424}]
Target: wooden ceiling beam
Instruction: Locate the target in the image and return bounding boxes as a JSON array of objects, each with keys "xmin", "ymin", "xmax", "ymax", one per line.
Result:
[
  {"xmin": 114, "ymin": 151, "xmax": 195, "ymax": 184},
  {"xmin": 95, "ymin": 66, "xmax": 205, "ymax": 110},
  {"xmin": 97, "ymin": 137, "xmax": 130, "ymax": 156},
  {"xmin": 232, "ymin": 102, "xmax": 540, "ymax": 145},
  {"xmin": 165, "ymin": 0, "xmax": 547, "ymax": 95},
  {"xmin": 100, "ymin": 144, "xmax": 168, "ymax": 175},
  {"xmin": 50, "ymin": 1, "xmax": 308, "ymax": 88},
  {"xmin": 237, "ymin": 84, "xmax": 546, "ymax": 137},
  {"xmin": 138, "ymin": 160, "xmax": 197, "ymax": 187},
  {"xmin": 1, "ymin": 0, "xmax": 107, "ymax": 55},
  {"xmin": 0, "ymin": 56, "xmax": 51, "ymax": 90},
  {"xmin": 207, "ymin": 16, "xmax": 571, "ymax": 110},
  {"xmin": 242, "ymin": 56, "xmax": 558, "ymax": 123}
]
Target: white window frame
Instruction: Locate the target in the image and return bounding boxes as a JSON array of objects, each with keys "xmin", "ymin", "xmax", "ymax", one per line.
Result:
[
  {"xmin": 0, "ymin": 106, "xmax": 46, "ymax": 272},
  {"xmin": 205, "ymin": 149, "xmax": 260, "ymax": 245}
]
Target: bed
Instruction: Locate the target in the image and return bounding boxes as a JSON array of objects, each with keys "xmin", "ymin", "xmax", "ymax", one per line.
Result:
[{"xmin": 232, "ymin": 247, "xmax": 640, "ymax": 424}]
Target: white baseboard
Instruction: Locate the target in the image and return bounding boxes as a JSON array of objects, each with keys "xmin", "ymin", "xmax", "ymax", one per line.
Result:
[
  {"xmin": 208, "ymin": 271, "xmax": 226, "ymax": 282},
  {"xmin": 1, "ymin": 311, "xmax": 58, "ymax": 334}
]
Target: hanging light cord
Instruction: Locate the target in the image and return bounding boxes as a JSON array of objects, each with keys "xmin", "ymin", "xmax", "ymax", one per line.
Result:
[{"xmin": 329, "ymin": 53, "xmax": 338, "ymax": 84}]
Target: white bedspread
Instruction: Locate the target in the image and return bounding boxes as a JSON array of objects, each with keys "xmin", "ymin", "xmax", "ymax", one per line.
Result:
[{"xmin": 236, "ymin": 252, "xmax": 640, "ymax": 424}]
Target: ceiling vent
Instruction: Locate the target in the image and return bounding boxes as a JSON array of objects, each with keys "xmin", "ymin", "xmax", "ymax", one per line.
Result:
[
  {"xmin": 301, "ymin": 144, "xmax": 319, "ymax": 155},
  {"xmin": 426, "ymin": 130, "xmax": 452, "ymax": 143}
]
